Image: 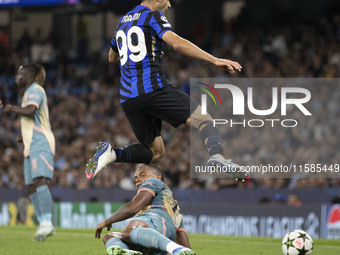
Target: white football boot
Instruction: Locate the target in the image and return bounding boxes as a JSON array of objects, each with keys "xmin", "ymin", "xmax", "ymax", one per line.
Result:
[
  {"xmin": 207, "ymin": 154, "xmax": 250, "ymax": 182},
  {"xmin": 33, "ymin": 221, "xmax": 56, "ymax": 241},
  {"xmin": 85, "ymin": 141, "xmax": 116, "ymax": 179}
]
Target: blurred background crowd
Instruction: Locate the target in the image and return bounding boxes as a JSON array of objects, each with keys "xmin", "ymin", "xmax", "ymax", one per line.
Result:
[{"xmin": 0, "ymin": 0, "xmax": 339, "ymax": 193}]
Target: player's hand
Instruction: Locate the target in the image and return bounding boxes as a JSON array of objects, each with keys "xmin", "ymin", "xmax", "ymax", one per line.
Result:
[
  {"xmin": 95, "ymin": 222, "xmax": 104, "ymax": 239},
  {"xmin": 106, "ymin": 223, "xmax": 112, "ymax": 231},
  {"xmin": 16, "ymin": 134, "xmax": 23, "ymax": 143},
  {"xmin": 215, "ymin": 58, "xmax": 242, "ymax": 74},
  {"xmin": 3, "ymin": 104, "xmax": 13, "ymax": 113},
  {"xmin": 0, "ymin": 99, "xmax": 3, "ymax": 109},
  {"xmin": 95, "ymin": 221, "xmax": 112, "ymax": 239}
]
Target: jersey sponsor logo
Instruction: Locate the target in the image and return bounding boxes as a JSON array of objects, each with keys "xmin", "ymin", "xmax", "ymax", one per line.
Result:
[{"xmin": 28, "ymin": 94, "xmax": 40, "ymax": 99}]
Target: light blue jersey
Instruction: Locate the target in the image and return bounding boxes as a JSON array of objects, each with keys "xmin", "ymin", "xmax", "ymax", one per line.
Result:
[
  {"xmin": 21, "ymin": 82, "xmax": 55, "ymax": 157},
  {"xmin": 21, "ymin": 82, "xmax": 55, "ymax": 184},
  {"xmin": 135, "ymin": 178, "xmax": 185, "ymax": 236}
]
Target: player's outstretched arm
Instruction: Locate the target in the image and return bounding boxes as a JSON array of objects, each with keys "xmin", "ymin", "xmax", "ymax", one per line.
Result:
[
  {"xmin": 1, "ymin": 104, "xmax": 37, "ymax": 117},
  {"xmin": 95, "ymin": 190, "xmax": 153, "ymax": 239},
  {"xmin": 162, "ymin": 31, "xmax": 242, "ymax": 74},
  {"xmin": 176, "ymin": 230, "xmax": 191, "ymax": 249},
  {"xmin": 108, "ymin": 48, "xmax": 120, "ymax": 63}
]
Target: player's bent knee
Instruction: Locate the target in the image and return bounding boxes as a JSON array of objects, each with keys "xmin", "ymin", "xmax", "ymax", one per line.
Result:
[
  {"xmin": 121, "ymin": 230, "xmax": 131, "ymax": 243},
  {"xmin": 151, "ymin": 148, "xmax": 165, "ymax": 162},
  {"xmin": 122, "ymin": 220, "xmax": 150, "ymax": 243},
  {"xmin": 148, "ymin": 136, "xmax": 165, "ymax": 162},
  {"xmin": 103, "ymin": 232, "xmax": 122, "ymax": 244},
  {"xmin": 189, "ymin": 105, "xmax": 213, "ymax": 129}
]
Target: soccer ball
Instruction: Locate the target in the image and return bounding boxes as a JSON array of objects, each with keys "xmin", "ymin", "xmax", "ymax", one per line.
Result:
[{"xmin": 281, "ymin": 229, "xmax": 314, "ymax": 255}]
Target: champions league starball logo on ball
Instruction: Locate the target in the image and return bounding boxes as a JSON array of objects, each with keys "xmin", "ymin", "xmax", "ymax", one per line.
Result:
[{"xmin": 198, "ymin": 80, "xmax": 312, "ymax": 128}]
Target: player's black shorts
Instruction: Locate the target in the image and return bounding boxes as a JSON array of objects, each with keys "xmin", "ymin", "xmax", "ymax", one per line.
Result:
[{"xmin": 122, "ymin": 85, "xmax": 199, "ymax": 145}]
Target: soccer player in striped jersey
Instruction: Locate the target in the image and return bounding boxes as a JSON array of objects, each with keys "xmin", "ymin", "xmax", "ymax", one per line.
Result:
[
  {"xmin": 85, "ymin": 0, "xmax": 249, "ymax": 182},
  {"xmin": 95, "ymin": 164, "xmax": 195, "ymax": 255},
  {"xmin": 1, "ymin": 64, "xmax": 56, "ymax": 241}
]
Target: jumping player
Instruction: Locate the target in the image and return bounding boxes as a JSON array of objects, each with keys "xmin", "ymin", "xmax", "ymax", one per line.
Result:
[{"xmin": 85, "ymin": 0, "xmax": 249, "ymax": 182}]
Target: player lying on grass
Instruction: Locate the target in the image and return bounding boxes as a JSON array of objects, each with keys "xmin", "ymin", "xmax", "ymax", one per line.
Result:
[
  {"xmin": 94, "ymin": 164, "xmax": 195, "ymax": 255},
  {"xmin": 85, "ymin": 0, "xmax": 249, "ymax": 183}
]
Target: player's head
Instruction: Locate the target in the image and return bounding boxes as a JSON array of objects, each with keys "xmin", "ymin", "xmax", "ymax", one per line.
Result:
[
  {"xmin": 15, "ymin": 64, "xmax": 46, "ymax": 88},
  {"xmin": 141, "ymin": 0, "xmax": 171, "ymax": 13},
  {"xmin": 134, "ymin": 164, "xmax": 164, "ymax": 188}
]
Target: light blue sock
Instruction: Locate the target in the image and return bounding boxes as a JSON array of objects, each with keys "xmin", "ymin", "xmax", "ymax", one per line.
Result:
[
  {"xmin": 29, "ymin": 192, "xmax": 42, "ymax": 223},
  {"xmin": 130, "ymin": 228, "xmax": 171, "ymax": 252},
  {"xmin": 106, "ymin": 237, "xmax": 130, "ymax": 250},
  {"xmin": 36, "ymin": 185, "xmax": 53, "ymax": 222}
]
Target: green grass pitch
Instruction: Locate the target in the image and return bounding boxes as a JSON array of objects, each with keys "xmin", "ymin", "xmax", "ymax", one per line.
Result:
[{"xmin": 0, "ymin": 226, "xmax": 339, "ymax": 254}]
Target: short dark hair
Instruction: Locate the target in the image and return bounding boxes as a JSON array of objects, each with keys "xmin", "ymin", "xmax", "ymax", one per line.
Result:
[
  {"xmin": 149, "ymin": 164, "xmax": 164, "ymax": 181},
  {"xmin": 139, "ymin": 164, "xmax": 164, "ymax": 181}
]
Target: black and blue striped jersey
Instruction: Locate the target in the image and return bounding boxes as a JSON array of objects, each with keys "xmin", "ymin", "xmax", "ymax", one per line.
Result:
[{"xmin": 111, "ymin": 5, "xmax": 173, "ymax": 103}]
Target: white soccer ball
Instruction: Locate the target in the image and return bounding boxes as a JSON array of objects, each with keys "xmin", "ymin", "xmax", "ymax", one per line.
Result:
[{"xmin": 281, "ymin": 229, "xmax": 314, "ymax": 255}]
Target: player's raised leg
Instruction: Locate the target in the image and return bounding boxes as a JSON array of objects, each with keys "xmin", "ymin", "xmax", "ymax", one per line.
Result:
[
  {"xmin": 85, "ymin": 141, "xmax": 116, "ymax": 179},
  {"xmin": 188, "ymin": 106, "xmax": 250, "ymax": 182},
  {"xmin": 85, "ymin": 140, "xmax": 156, "ymax": 179}
]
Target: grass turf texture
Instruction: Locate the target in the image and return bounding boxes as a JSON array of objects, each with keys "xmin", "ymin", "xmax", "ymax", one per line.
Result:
[{"xmin": 1, "ymin": 226, "xmax": 339, "ymax": 255}]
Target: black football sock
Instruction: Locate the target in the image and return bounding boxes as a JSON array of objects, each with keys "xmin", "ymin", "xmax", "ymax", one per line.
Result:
[
  {"xmin": 114, "ymin": 143, "xmax": 153, "ymax": 163},
  {"xmin": 199, "ymin": 121, "xmax": 224, "ymax": 156}
]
